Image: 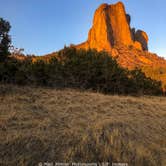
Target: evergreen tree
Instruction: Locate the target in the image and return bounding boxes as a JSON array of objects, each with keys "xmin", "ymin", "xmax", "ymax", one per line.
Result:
[{"xmin": 0, "ymin": 18, "xmax": 11, "ymax": 61}]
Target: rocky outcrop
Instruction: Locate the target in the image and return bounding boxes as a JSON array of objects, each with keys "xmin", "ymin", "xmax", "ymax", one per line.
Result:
[
  {"xmin": 134, "ymin": 30, "xmax": 149, "ymax": 51},
  {"xmin": 76, "ymin": 1, "xmax": 149, "ymax": 52},
  {"xmin": 77, "ymin": 3, "xmax": 113, "ymax": 52},
  {"xmin": 74, "ymin": 1, "xmax": 166, "ymax": 90}
]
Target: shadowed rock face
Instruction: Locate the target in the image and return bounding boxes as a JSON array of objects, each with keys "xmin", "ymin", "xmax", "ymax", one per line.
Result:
[
  {"xmin": 76, "ymin": 1, "xmax": 148, "ymax": 52},
  {"xmin": 135, "ymin": 30, "xmax": 149, "ymax": 50}
]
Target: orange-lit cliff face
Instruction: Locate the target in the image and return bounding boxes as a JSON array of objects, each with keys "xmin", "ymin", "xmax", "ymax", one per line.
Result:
[
  {"xmin": 75, "ymin": 1, "xmax": 166, "ymax": 88},
  {"xmin": 76, "ymin": 2, "xmax": 148, "ymax": 52}
]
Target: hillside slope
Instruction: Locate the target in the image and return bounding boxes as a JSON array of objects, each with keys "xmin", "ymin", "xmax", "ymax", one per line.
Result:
[
  {"xmin": 0, "ymin": 85, "xmax": 166, "ymax": 166},
  {"xmin": 113, "ymin": 45, "xmax": 166, "ymax": 89},
  {"xmin": 75, "ymin": 2, "xmax": 166, "ymax": 89}
]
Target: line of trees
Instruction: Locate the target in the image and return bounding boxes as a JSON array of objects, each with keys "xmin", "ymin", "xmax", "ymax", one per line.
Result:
[{"xmin": 0, "ymin": 18, "xmax": 163, "ymax": 95}]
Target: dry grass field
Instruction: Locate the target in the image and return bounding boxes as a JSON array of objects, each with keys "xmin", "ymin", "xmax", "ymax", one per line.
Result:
[{"xmin": 0, "ymin": 84, "xmax": 166, "ymax": 166}]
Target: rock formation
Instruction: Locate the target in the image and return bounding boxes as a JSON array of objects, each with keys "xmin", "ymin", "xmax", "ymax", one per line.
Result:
[
  {"xmin": 76, "ymin": 1, "xmax": 148, "ymax": 52},
  {"xmin": 134, "ymin": 30, "xmax": 149, "ymax": 50},
  {"xmin": 74, "ymin": 1, "xmax": 166, "ymax": 89}
]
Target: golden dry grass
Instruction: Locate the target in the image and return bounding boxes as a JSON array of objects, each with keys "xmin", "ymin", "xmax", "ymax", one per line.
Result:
[{"xmin": 0, "ymin": 84, "xmax": 166, "ymax": 166}]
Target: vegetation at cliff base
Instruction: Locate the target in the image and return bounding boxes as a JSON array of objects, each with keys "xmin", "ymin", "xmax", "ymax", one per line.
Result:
[
  {"xmin": 0, "ymin": 17, "xmax": 163, "ymax": 95},
  {"xmin": 0, "ymin": 46, "xmax": 163, "ymax": 95}
]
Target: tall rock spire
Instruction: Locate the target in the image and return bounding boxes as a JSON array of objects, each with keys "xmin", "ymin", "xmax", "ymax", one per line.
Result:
[{"xmin": 76, "ymin": 1, "xmax": 148, "ymax": 52}]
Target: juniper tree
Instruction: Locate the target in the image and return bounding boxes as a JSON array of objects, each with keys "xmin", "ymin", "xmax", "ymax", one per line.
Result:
[{"xmin": 0, "ymin": 18, "xmax": 11, "ymax": 61}]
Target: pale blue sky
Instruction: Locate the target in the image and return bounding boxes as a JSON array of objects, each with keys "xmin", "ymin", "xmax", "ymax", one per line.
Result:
[{"xmin": 0, "ymin": 0, "xmax": 166, "ymax": 57}]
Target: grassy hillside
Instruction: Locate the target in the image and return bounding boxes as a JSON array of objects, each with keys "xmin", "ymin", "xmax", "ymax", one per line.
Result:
[{"xmin": 0, "ymin": 85, "xmax": 166, "ymax": 166}]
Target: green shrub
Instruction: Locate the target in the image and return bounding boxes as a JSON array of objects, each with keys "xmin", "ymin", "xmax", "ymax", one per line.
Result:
[{"xmin": 0, "ymin": 47, "xmax": 163, "ymax": 95}]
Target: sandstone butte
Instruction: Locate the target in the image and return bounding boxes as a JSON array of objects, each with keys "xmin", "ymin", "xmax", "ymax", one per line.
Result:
[
  {"xmin": 13, "ymin": 1, "xmax": 166, "ymax": 89},
  {"xmin": 74, "ymin": 1, "xmax": 166, "ymax": 89},
  {"xmin": 76, "ymin": 2, "xmax": 148, "ymax": 53}
]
